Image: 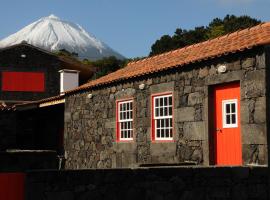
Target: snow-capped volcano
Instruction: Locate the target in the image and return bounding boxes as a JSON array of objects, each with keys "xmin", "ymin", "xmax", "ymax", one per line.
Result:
[{"xmin": 0, "ymin": 14, "xmax": 124, "ymax": 60}]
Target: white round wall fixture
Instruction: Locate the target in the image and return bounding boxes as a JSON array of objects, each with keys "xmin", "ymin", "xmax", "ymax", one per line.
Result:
[
  {"xmin": 21, "ymin": 54, "xmax": 26, "ymax": 58},
  {"xmin": 217, "ymin": 65, "xmax": 227, "ymax": 73},
  {"xmin": 139, "ymin": 83, "xmax": 145, "ymax": 90},
  {"xmin": 87, "ymin": 93, "xmax": 93, "ymax": 99}
]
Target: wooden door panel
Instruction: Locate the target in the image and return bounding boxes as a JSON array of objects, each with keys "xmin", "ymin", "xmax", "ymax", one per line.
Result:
[{"xmin": 213, "ymin": 82, "xmax": 242, "ymax": 165}]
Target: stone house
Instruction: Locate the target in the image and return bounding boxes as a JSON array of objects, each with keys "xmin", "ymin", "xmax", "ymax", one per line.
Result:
[
  {"xmin": 61, "ymin": 22, "xmax": 270, "ymax": 169},
  {"xmin": 0, "ymin": 42, "xmax": 94, "ymax": 105}
]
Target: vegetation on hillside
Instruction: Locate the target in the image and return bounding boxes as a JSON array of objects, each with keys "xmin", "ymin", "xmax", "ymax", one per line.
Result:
[{"xmin": 150, "ymin": 15, "xmax": 261, "ymax": 56}]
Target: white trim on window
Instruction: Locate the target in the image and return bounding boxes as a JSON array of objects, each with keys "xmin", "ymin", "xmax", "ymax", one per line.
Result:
[
  {"xmin": 222, "ymin": 99, "xmax": 238, "ymax": 128},
  {"xmin": 153, "ymin": 94, "xmax": 173, "ymax": 141},
  {"xmin": 118, "ymin": 100, "xmax": 133, "ymax": 141}
]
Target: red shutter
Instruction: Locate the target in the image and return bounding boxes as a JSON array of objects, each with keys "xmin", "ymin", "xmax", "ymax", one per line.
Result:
[
  {"xmin": 0, "ymin": 173, "xmax": 25, "ymax": 200},
  {"xmin": 2, "ymin": 72, "xmax": 45, "ymax": 92}
]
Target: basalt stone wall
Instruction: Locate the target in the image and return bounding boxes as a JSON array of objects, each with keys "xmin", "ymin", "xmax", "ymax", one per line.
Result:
[
  {"xmin": 25, "ymin": 167, "xmax": 268, "ymax": 200},
  {"xmin": 64, "ymin": 47, "xmax": 268, "ymax": 169},
  {"xmin": 0, "ymin": 44, "xmax": 61, "ymax": 102}
]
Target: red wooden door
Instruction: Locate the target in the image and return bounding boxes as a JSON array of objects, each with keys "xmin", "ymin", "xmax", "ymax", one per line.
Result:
[
  {"xmin": 213, "ymin": 82, "xmax": 242, "ymax": 165},
  {"xmin": 0, "ymin": 173, "xmax": 25, "ymax": 200}
]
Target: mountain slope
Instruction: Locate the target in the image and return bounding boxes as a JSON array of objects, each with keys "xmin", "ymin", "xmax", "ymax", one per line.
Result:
[{"xmin": 0, "ymin": 15, "xmax": 124, "ymax": 60}]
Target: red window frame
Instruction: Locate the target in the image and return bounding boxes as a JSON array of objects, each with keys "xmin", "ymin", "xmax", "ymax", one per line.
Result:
[
  {"xmin": 151, "ymin": 92, "xmax": 174, "ymax": 142},
  {"xmin": 116, "ymin": 98, "xmax": 134, "ymax": 142}
]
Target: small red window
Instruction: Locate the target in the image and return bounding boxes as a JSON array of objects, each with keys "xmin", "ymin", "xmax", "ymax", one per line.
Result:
[
  {"xmin": 152, "ymin": 93, "xmax": 173, "ymax": 141},
  {"xmin": 116, "ymin": 99, "xmax": 134, "ymax": 142},
  {"xmin": 2, "ymin": 72, "xmax": 45, "ymax": 92}
]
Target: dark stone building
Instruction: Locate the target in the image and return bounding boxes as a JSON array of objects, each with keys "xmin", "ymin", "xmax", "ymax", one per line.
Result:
[
  {"xmin": 0, "ymin": 42, "xmax": 94, "ymax": 105},
  {"xmin": 62, "ymin": 23, "xmax": 270, "ymax": 169},
  {"xmin": 0, "ymin": 43, "xmax": 94, "ymax": 170}
]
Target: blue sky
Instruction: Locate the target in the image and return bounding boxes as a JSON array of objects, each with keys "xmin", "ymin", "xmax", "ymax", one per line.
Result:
[{"xmin": 0, "ymin": 0, "xmax": 269, "ymax": 58}]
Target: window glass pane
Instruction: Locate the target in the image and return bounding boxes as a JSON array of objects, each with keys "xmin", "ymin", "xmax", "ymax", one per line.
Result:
[
  {"xmin": 130, "ymin": 111, "xmax": 133, "ymax": 119},
  {"xmin": 164, "ymin": 107, "xmax": 168, "ymax": 116},
  {"xmin": 127, "ymin": 103, "xmax": 129, "ymax": 110},
  {"xmin": 165, "ymin": 129, "xmax": 169, "ymax": 138},
  {"xmin": 157, "ymin": 119, "xmax": 160, "ymax": 128},
  {"xmin": 164, "ymin": 97, "xmax": 168, "ymax": 106},
  {"xmin": 157, "ymin": 129, "xmax": 160, "ymax": 138},
  {"xmin": 126, "ymin": 112, "xmax": 129, "ymax": 119},
  {"xmin": 169, "ymin": 107, "xmax": 172, "ymax": 116},
  {"xmin": 169, "ymin": 118, "xmax": 172, "ymax": 127},
  {"xmin": 169, "ymin": 129, "xmax": 173, "ymax": 138},
  {"xmin": 231, "ymin": 103, "xmax": 236, "ymax": 113},
  {"xmin": 232, "ymin": 114, "xmax": 236, "ymax": 124},
  {"xmin": 161, "ymin": 119, "xmax": 164, "ymax": 127},
  {"xmin": 160, "ymin": 108, "xmax": 163, "ymax": 117},
  {"xmin": 226, "ymin": 114, "xmax": 231, "ymax": 124},
  {"xmin": 169, "ymin": 96, "xmax": 172, "ymax": 105},
  {"xmin": 161, "ymin": 129, "xmax": 164, "ymax": 138},
  {"xmin": 121, "ymin": 131, "xmax": 123, "ymax": 138},
  {"xmin": 155, "ymin": 108, "xmax": 159, "ymax": 117},
  {"xmin": 160, "ymin": 98, "xmax": 163, "ymax": 106},
  {"xmin": 226, "ymin": 104, "xmax": 230, "ymax": 114},
  {"xmin": 165, "ymin": 119, "xmax": 169, "ymax": 127},
  {"xmin": 123, "ymin": 112, "xmax": 126, "ymax": 119},
  {"xmin": 120, "ymin": 113, "xmax": 122, "ymax": 120},
  {"xmin": 155, "ymin": 98, "xmax": 159, "ymax": 107},
  {"xmin": 120, "ymin": 104, "xmax": 123, "ymax": 111},
  {"xmin": 123, "ymin": 103, "xmax": 126, "ymax": 110}
]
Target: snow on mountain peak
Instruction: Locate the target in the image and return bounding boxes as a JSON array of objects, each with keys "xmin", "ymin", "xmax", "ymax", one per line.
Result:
[
  {"xmin": 47, "ymin": 14, "xmax": 60, "ymax": 20},
  {"xmin": 0, "ymin": 15, "xmax": 124, "ymax": 60}
]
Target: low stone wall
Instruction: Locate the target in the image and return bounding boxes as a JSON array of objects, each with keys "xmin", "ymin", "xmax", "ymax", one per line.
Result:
[
  {"xmin": 0, "ymin": 151, "xmax": 58, "ymax": 171},
  {"xmin": 25, "ymin": 166, "xmax": 268, "ymax": 200}
]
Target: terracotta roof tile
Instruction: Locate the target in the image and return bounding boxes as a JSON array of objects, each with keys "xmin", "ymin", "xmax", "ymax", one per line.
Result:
[{"xmin": 65, "ymin": 22, "xmax": 270, "ymax": 94}]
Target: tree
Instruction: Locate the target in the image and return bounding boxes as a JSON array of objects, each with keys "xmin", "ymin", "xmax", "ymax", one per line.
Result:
[
  {"xmin": 87, "ymin": 56, "xmax": 127, "ymax": 80},
  {"xmin": 150, "ymin": 15, "xmax": 261, "ymax": 56}
]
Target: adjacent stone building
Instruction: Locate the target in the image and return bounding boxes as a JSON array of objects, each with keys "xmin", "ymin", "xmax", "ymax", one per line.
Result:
[
  {"xmin": 0, "ymin": 42, "xmax": 94, "ymax": 105},
  {"xmin": 62, "ymin": 23, "xmax": 270, "ymax": 169}
]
